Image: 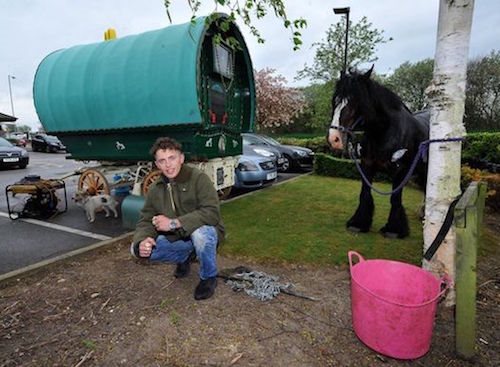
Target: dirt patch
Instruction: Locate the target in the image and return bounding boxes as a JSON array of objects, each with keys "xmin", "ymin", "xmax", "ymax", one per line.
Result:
[{"xmin": 1, "ymin": 216, "xmax": 498, "ymax": 367}]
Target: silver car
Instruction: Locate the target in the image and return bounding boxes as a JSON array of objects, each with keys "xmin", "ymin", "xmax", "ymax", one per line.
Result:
[{"xmin": 234, "ymin": 154, "xmax": 278, "ymax": 189}]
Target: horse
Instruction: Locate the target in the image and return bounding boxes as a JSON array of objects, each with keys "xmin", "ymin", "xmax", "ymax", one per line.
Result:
[{"xmin": 327, "ymin": 66, "xmax": 430, "ymax": 238}]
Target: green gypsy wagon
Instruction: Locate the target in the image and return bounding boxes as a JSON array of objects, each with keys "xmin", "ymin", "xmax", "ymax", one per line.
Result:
[{"xmin": 33, "ymin": 14, "xmax": 255, "ymax": 198}]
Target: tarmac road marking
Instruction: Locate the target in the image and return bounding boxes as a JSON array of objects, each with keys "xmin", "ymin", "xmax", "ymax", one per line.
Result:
[{"xmin": 0, "ymin": 212, "xmax": 111, "ymax": 241}]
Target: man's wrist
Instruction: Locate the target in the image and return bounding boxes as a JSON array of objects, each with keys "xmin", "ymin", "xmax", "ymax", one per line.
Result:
[{"xmin": 169, "ymin": 218, "xmax": 179, "ymax": 230}]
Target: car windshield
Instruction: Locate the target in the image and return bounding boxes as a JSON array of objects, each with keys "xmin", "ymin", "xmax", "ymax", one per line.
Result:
[
  {"xmin": 259, "ymin": 135, "xmax": 280, "ymax": 146},
  {"xmin": 0, "ymin": 137, "xmax": 14, "ymax": 147},
  {"xmin": 45, "ymin": 136, "xmax": 60, "ymax": 142},
  {"xmin": 242, "ymin": 135, "xmax": 262, "ymax": 146}
]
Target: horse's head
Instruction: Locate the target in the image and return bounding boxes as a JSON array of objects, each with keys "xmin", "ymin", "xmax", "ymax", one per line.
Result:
[{"xmin": 327, "ymin": 66, "xmax": 374, "ymax": 151}]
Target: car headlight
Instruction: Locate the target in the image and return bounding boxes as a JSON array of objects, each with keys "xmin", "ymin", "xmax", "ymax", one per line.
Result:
[
  {"xmin": 21, "ymin": 150, "xmax": 29, "ymax": 157},
  {"xmin": 237, "ymin": 161, "xmax": 259, "ymax": 171},
  {"xmin": 253, "ymin": 148, "xmax": 274, "ymax": 157},
  {"xmin": 293, "ymin": 149, "xmax": 307, "ymax": 157}
]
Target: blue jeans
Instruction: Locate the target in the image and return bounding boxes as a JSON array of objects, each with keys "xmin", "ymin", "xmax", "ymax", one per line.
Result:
[{"xmin": 150, "ymin": 225, "xmax": 218, "ymax": 279}]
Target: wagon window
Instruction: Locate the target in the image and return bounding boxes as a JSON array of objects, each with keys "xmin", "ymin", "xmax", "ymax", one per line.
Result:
[{"xmin": 213, "ymin": 42, "xmax": 233, "ymax": 79}]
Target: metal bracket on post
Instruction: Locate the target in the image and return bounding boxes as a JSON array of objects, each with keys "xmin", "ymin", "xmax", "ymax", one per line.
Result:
[{"xmin": 455, "ymin": 181, "xmax": 487, "ymax": 360}]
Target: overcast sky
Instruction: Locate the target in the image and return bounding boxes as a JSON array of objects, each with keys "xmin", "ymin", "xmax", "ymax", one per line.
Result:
[{"xmin": 0, "ymin": 0, "xmax": 498, "ymax": 130}]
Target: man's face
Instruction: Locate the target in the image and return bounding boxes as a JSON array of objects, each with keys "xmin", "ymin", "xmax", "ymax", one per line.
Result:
[{"xmin": 155, "ymin": 148, "xmax": 184, "ymax": 179}]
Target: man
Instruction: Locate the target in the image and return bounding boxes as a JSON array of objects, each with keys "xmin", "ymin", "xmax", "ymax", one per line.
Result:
[{"xmin": 130, "ymin": 137, "xmax": 224, "ymax": 300}]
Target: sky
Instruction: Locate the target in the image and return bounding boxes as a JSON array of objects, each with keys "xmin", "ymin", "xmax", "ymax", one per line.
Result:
[{"xmin": 0, "ymin": 0, "xmax": 498, "ymax": 131}]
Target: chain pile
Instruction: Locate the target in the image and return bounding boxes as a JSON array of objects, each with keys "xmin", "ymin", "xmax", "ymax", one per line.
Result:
[{"xmin": 225, "ymin": 270, "xmax": 294, "ymax": 301}]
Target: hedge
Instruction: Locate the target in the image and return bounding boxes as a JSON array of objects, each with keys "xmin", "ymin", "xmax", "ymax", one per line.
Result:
[
  {"xmin": 280, "ymin": 131, "xmax": 500, "ymax": 168},
  {"xmin": 462, "ymin": 131, "xmax": 500, "ymax": 164},
  {"xmin": 313, "ymin": 153, "xmax": 391, "ymax": 182}
]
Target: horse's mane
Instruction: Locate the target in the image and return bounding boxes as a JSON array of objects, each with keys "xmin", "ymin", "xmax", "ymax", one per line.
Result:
[{"xmin": 336, "ymin": 69, "xmax": 412, "ymax": 121}]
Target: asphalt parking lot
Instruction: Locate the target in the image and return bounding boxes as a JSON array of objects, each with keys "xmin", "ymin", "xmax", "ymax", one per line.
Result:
[{"xmin": 0, "ymin": 149, "xmax": 301, "ymax": 278}]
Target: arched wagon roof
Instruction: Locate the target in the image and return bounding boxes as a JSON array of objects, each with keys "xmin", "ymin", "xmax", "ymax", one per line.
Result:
[{"xmin": 33, "ymin": 14, "xmax": 254, "ymax": 134}]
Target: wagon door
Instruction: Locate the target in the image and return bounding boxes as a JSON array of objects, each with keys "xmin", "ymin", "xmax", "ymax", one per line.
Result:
[{"xmin": 200, "ymin": 38, "xmax": 253, "ymax": 134}]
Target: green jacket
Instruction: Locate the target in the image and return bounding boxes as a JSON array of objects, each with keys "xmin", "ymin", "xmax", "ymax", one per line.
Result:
[{"xmin": 133, "ymin": 165, "xmax": 225, "ymax": 245}]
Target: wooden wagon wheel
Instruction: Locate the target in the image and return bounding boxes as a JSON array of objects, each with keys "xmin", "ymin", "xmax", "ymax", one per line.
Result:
[
  {"xmin": 78, "ymin": 169, "xmax": 110, "ymax": 195},
  {"xmin": 142, "ymin": 169, "xmax": 161, "ymax": 195}
]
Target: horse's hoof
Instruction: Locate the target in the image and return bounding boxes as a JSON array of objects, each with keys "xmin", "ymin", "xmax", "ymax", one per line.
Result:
[
  {"xmin": 347, "ymin": 226, "xmax": 362, "ymax": 233},
  {"xmin": 382, "ymin": 231, "xmax": 400, "ymax": 239}
]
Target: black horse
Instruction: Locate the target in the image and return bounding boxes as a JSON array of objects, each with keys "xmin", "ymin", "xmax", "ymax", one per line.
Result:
[{"xmin": 327, "ymin": 67, "xmax": 429, "ymax": 238}]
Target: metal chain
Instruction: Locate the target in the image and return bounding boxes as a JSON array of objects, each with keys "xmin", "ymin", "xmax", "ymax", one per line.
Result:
[{"xmin": 225, "ymin": 270, "xmax": 293, "ymax": 301}]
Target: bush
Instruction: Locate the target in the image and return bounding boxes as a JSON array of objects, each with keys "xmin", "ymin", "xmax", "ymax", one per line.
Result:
[
  {"xmin": 313, "ymin": 153, "xmax": 359, "ymax": 179},
  {"xmin": 461, "ymin": 165, "xmax": 500, "ymax": 212},
  {"xmin": 313, "ymin": 153, "xmax": 392, "ymax": 182},
  {"xmin": 462, "ymin": 132, "xmax": 500, "ymax": 165}
]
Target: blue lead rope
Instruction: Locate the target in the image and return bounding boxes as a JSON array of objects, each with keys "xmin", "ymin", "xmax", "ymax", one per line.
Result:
[{"xmin": 349, "ymin": 137, "xmax": 464, "ymax": 196}]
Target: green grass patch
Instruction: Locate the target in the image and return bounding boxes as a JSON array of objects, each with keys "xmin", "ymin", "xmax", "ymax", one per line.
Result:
[
  {"xmin": 221, "ymin": 175, "xmax": 497, "ymax": 267},
  {"xmin": 221, "ymin": 175, "xmax": 426, "ymax": 266}
]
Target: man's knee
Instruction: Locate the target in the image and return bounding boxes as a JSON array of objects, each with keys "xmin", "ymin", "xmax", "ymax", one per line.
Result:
[{"xmin": 191, "ymin": 226, "xmax": 218, "ymax": 250}]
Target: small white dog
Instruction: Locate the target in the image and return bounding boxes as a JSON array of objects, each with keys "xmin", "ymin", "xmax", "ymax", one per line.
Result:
[{"xmin": 73, "ymin": 192, "xmax": 119, "ymax": 223}]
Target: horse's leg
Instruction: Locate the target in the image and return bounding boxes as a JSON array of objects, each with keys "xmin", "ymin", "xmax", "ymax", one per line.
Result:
[
  {"xmin": 346, "ymin": 163, "xmax": 374, "ymax": 233},
  {"xmin": 380, "ymin": 172, "xmax": 409, "ymax": 239}
]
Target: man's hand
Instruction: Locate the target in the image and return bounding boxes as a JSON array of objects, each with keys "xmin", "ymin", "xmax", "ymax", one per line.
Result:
[
  {"xmin": 152, "ymin": 215, "xmax": 180, "ymax": 232},
  {"xmin": 139, "ymin": 237, "xmax": 155, "ymax": 257}
]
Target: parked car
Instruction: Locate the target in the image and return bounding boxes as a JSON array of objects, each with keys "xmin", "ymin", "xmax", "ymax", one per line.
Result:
[
  {"xmin": 234, "ymin": 154, "xmax": 278, "ymax": 189},
  {"xmin": 31, "ymin": 134, "xmax": 66, "ymax": 153},
  {"xmin": 242, "ymin": 133, "xmax": 315, "ymax": 172},
  {"xmin": 0, "ymin": 137, "xmax": 29, "ymax": 169},
  {"xmin": 242, "ymin": 133, "xmax": 286, "ymax": 170},
  {"xmin": 6, "ymin": 135, "xmax": 28, "ymax": 147}
]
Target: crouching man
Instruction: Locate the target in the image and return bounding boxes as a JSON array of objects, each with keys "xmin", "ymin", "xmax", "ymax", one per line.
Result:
[{"xmin": 130, "ymin": 137, "xmax": 224, "ymax": 300}]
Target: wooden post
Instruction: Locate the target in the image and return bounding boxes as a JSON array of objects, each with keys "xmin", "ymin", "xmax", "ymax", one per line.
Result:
[{"xmin": 455, "ymin": 181, "xmax": 487, "ymax": 359}]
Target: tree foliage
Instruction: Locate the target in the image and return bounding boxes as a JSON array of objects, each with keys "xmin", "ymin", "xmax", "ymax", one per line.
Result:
[
  {"xmin": 255, "ymin": 68, "xmax": 307, "ymax": 129},
  {"xmin": 465, "ymin": 50, "xmax": 500, "ymax": 132},
  {"xmin": 164, "ymin": 0, "xmax": 307, "ymax": 50},
  {"xmin": 298, "ymin": 82, "xmax": 334, "ymax": 132},
  {"xmin": 297, "ymin": 16, "xmax": 390, "ymax": 83},
  {"xmin": 381, "ymin": 52, "xmax": 500, "ymax": 132},
  {"xmin": 384, "ymin": 59, "xmax": 434, "ymax": 112}
]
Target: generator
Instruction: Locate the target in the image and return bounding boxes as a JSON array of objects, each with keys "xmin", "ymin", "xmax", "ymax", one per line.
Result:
[{"xmin": 5, "ymin": 175, "xmax": 68, "ymax": 220}]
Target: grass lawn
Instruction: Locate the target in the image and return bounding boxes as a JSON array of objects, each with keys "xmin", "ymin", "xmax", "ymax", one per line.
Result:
[{"xmin": 220, "ymin": 174, "xmax": 428, "ymax": 267}]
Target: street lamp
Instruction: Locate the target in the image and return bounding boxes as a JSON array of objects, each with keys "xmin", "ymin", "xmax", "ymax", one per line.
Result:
[
  {"xmin": 7, "ymin": 74, "xmax": 16, "ymax": 117},
  {"xmin": 333, "ymin": 7, "xmax": 350, "ymax": 74}
]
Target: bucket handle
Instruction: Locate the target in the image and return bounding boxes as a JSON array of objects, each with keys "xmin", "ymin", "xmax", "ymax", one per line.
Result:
[{"xmin": 348, "ymin": 251, "xmax": 365, "ymax": 270}]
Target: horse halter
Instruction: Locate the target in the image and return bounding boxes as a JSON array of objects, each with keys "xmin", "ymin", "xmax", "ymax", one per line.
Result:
[
  {"xmin": 329, "ymin": 115, "xmax": 365, "ymax": 157},
  {"xmin": 329, "ymin": 115, "xmax": 364, "ymax": 135}
]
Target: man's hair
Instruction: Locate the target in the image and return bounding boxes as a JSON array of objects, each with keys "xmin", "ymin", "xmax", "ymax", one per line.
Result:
[{"xmin": 150, "ymin": 137, "xmax": 183, "ymax": 156}]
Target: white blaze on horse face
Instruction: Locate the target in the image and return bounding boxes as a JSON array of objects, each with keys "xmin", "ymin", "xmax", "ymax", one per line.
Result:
[{"xmin": 328, "ymin": 98, "xmax": 348, "ymax": 150}]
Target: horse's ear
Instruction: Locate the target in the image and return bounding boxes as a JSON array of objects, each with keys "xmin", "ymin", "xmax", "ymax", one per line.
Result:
[{"xmin": 363, "ymin": 65, "xmax": 375, "ymax": 79}]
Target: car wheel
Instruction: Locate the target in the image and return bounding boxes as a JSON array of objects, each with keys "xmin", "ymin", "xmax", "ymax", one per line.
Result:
[
  {"xmin": 19, "ymin": 164, "xmax": 27, "ymax": 169},
  {"xmin": 281, "ymin": 155, "xmax": 292, "ymax": 172},
  {"xmin": 45, "ymin": 146, "xmax": 51, "ymax": 153}
]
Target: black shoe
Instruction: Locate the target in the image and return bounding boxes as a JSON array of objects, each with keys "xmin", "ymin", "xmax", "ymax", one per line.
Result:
[
  {"xmin": 174, "ymin": 251, "xmax": 196, "ymax": 278},
  {"xmin": 194, "ymin": 277, "xmax": 217, "ymax": 300}
]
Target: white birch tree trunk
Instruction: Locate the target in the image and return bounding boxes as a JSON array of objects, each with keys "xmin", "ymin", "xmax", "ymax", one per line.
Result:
[{"xmin": 423, "ymin": 0, "xmax": 475, "ymax": 305}]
